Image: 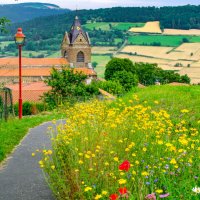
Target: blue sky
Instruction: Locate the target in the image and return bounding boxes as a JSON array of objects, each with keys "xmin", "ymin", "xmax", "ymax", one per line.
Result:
[{"xmin": 0, "ymin": 0, "xmax": 199, "ymax": 9}]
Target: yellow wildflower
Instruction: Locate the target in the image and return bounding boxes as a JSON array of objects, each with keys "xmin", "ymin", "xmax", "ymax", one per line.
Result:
[
  {"xmin": 181, "ymin": 109, "xmax": 189, "ymax": 113},
  {"xmin": 78, "ymin": 160, "xmax": 83, "ymax": 164},
  {"xmin": 114, "ymin": 157, "xmax": 119, "ymax": 162},
  {"xmin": 51, "ymin": 165, "xmax": 55, "ymax": 170},
  {"xmin": 143, "ymin": 147, "xmax": 147, "ymax": 152},
  {"xmin": 101, "ymin": 191, "xmax": 108, "ymax": 195},
  {"xmin": 118, "ymin": 179, "xmax": 127, "ymax": 185},
  {"xmin": 94, "ymin": 194, "xmax": 102, "ymax": 199},
  {"xmin": 141, "ymin": 171, "xmax": 149, "ymax": 176},
  {"xmin": 170, "ymin": 158, "xmax": 177, "ymax": 165},
  {"xmin": 155, "ymin": 189, "xmax": 163, "ymax": 194},
  {"xmin": 84, "ymin": 187, "xmax": 92, "ymax": 192}
]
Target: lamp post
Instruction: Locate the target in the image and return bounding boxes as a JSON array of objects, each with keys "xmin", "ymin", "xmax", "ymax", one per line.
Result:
[{"xmin": 14, "ymin": 28, "xmax": 26, "ymax": 119}]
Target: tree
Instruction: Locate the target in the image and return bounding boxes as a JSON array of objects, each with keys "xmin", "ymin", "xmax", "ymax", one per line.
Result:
[
  {"xmin": 105, "ymin": 58, "xmax": 137, "ymax": 80},
  {"xmin": 0, "ymin": 17, "xmax": 10, "ymax": 33},
  {"xmin": 135, "ymin": 62, "xmax": 190, "ymax": 85},
  {"xmin": 44, "ymin": 66, "xmax": 99, "ymax": 107},
  {"xmin": 112, "ymin": 71, "xmax": 138, "ymax": 91}
]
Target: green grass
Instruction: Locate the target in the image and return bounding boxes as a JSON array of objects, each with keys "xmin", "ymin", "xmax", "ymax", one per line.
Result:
[
  {"xmin": 47, "ymin": 51, "xmax": 61, "ymax": 58},
  {"xmin": 112, "ymin": 22, "xmax": 144, "ymax": 31},
  {"xmin": 190, "ymin": 37, "xmax": 200, "ymax": 43},
  {"xmin": 83, "ymin": 22, "xmax": 144, "ymax": 31},
  {"xmin": 124, "ymin": 85, "xmax": 200, "ymax": 124},
  {"xmin": 92, "ymin": 55, "xmax": 111, "ymax": 78},
  {"xmin": 128, "ymin": 35, "xmax": 200, "ymax": 47},
  {"xmin": 22, "ymin": 50, "xmax": 49, "ymax": 57},
  {"xmin": 0, "ymin": 112, "xmax": 64, "ymax": 163}
]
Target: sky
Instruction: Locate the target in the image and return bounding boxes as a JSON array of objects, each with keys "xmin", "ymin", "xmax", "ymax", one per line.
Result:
[{"xmin": 0, "ymin": 0, "xmax": 199, "ymax": 10}]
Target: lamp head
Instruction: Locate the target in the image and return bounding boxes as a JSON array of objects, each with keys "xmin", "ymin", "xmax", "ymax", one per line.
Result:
[{"xmin": 14, "ymin": 28, "xmax": 26, "ymax": 46}]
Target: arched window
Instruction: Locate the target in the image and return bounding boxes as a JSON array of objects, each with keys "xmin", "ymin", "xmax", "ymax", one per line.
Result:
[
  {"xmin": 77, "ymin": 51, "xmax": 84, "ymax": 62},
  {"xmin": 64, "ymin": 51, "xmax": 68, "ymax": 58}
]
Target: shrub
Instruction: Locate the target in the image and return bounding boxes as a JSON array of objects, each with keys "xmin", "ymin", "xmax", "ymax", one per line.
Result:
[
  {"xmin": 14, "ymin": 102, "xmax": 46, "ymax": 116},
  {"xmin": 92, "ymin": 80, "xmax": 125, "ymax": 95}
]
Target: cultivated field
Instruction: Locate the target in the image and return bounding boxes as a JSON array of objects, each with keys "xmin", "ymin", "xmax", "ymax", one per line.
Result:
[
  {"xmin": 119, "ymin": 43, "xmax": 200, "ymax": 84},
  {"xmin": 0, "ymin": 41, "xmax": 14, "ymax": 49},
  {"xmin": 121, "ymin": 45, "xmax": 172, "ymax": 58},
  {"xmin": 129, "ymin": 21, "xmax": 162, "ymax": 34},
  {"xmin": 92, "ymin": 46, "xmax": 117, "ymax": 54},
  {"xmin": 163, "ymin": 29, "xmax": 200, "ymax": 35}
]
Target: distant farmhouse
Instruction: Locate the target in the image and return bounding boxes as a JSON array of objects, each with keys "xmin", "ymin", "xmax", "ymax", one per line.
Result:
[{"xmin": 0, "ymin": 16, "xmax": 96, "ymax": 85}]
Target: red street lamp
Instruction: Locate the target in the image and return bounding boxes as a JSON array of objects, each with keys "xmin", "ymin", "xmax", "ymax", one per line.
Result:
[{"xmin": 14, "ymin": 28, "xmax": 26, "ymax": 119}]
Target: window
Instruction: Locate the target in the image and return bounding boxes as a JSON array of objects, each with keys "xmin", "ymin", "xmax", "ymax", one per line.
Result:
[
  {"xmin": 64, "ymin": 51, "xmax": 68, "ymax": 58},
  {"xmin": 77, "ymin": 51, "xmax": 84, "ymax": 62}
]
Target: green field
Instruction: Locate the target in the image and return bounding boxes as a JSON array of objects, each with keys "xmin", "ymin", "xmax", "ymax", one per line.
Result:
[
  {"xmin": 92, "ymin": 55, "xmax": 111, "ymax": 78},
  {"xmin": 128, "ymin": 35, "xmax": 200, "ymax": 47},
  {"xmin": 83, "ymin": 22, "xmax": 144, "ymax": 31},
  {"xmin": 47, "ymin": 51, "xmax": 61, "ymax": 58},
  {"xmin": 0, "ymin": 41, "xmax": 14, "ymax": 48}
]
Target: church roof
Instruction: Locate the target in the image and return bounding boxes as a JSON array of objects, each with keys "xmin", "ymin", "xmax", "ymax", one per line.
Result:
[{"xmin": 69, "ymin": 16, "xmax": 89, "ymax": 44}]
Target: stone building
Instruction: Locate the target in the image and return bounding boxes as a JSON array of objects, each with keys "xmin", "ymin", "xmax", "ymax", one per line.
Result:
[{"xmin": 61, "ymin": 16, "xmax": 92, "ymax": 68}]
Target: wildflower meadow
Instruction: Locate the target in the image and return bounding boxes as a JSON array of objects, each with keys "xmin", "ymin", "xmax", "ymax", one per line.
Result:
[{"xmin": 36, "ymin": 87, "xmax": 200, "ymax": 200}]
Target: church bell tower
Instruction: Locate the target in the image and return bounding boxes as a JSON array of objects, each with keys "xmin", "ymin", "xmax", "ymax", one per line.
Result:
[{"xmin": 61, "ymin": 16, "xmax": 92, "ymax": 68}]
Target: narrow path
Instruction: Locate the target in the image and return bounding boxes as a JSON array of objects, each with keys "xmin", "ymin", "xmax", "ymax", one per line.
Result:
[{"xmin": 0, "ymin": 120, "xmax": 64, "ymax": 200}]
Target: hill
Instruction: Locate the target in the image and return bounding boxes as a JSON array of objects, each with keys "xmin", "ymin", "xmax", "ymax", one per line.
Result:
[{"xmin": 0, "ymin": 3, "xmax": 70, "ymax": 23}]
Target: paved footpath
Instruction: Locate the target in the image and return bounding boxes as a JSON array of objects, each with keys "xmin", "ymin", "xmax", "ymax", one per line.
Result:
[{"xmin": 0, "ymin": 120, "xmax": 64, "ymax": 200}]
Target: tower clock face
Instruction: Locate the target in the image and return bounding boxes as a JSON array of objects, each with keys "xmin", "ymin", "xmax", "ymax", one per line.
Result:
[{"xmin": 77, "ymin": 26, "xmax": 81, "ymax": 31}]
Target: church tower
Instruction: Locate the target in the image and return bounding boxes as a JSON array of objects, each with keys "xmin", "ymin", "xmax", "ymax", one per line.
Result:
[{"xmin": 61, "ymin": 16, "xmax": 92, "ymax": 68}]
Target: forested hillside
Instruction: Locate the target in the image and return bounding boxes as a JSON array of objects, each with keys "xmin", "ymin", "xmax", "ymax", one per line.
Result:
[
  {"xmin": 1, "ymin": 5, "xmax": 200, "ymax": 56},
  {"xmin": 0, "ymin": 3, "xmax": 70, "ymax": 23}
]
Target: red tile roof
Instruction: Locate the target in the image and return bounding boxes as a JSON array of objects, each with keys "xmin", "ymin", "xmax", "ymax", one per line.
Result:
[
  {"xmin": 0, "ymin": 67, "xmax": 96, "ymax": 77},
  {"xmin": 6, "ymin": 82, "xmax": 51, "ymax": 103},
  {"xmin": 0, "ymin": 58, "xmax": 68, "ymax": 67}
]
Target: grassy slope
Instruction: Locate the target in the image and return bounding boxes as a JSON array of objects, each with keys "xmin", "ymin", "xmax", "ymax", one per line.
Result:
[
  {"xmin": 0, "ymin": 112, "xmax": 64, "ymax": 163},
  {"xmin": 128, "ymin": 35, "xmax": 200, "ymax": 47},
  {"xmin": 123, "ymin": 85, "xmax": 200, "ymax": 124}
]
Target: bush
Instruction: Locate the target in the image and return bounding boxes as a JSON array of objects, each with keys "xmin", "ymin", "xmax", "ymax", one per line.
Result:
[
  {"xmin": 14, "ymin": 102, "xmax": 46, "ymax": 116},
  {"xmin": 92, "ymin": 80, "xmax": 125, "ymax": 95}
]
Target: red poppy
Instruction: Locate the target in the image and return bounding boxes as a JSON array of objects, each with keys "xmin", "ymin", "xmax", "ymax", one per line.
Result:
[
  {"xmin": 109, "ymin": 193, "xmax": 118, "ymax": 200},
  {"xmin": 119, "ymin": 160, "xmax": 130, "ymax": 171},
  {"xmin": 119, "ymin": 187, "xmax": 128, "ymax": 194}
]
